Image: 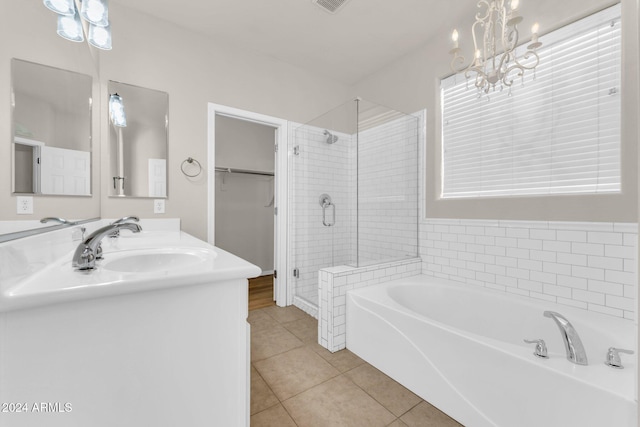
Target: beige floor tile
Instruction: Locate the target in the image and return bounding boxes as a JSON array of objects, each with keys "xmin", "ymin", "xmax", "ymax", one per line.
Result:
[
  {"xmin": 251, "ymin": 366, "xmax": 280, "ymax": 415},
  {"xmin": 309, "ymin": 343, "xmax": 366, "ymax": 373},
  {"xmin": 250, "ymin": 403, "xmax": 297, "ymax": 427},
  {"xmin": 283, "ymin": 375, "xmax": 396, "ymax": 427},
  {"xmin": 248, "ymin": 308, "xmax": 280, "ymax": 332},
  {"xmin": 263, "ymin": 305, "xmax": 309, "ymax": 323},
  {"xmin": 387, "ymin": 420, "xmax": 409, "ymax": 427},
  {"xmin": 345, "ymin": 364, "xmax": 422, "ymax": 417},
  {"xmin": 251, "ymin": 324, "xmax": 305, "ymax": 362},
  {"xmin": 254, "ymin": 346, "xmax": 340, "ymax": 401},
  {"xmin": 282, "ymin": 315, "xmax": 318, "ymax": 343},
  {"xmin": 400, "ymin": 401, "xmax": 463, "ymax": 427}
]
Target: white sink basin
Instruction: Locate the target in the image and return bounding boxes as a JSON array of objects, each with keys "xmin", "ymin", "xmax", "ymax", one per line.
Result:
[
  {"xmin": 101, "ymin": 248, "xmax": 215, "ymax": 273},
  {"xmin": 1, "ymin": 230, "xmax": 260, "ymax": 313}
]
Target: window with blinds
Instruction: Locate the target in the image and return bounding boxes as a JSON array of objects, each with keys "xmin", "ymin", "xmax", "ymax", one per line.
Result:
[{"xmin": 441, "ymin": 4, "xmax": 621, "ymax": 199}]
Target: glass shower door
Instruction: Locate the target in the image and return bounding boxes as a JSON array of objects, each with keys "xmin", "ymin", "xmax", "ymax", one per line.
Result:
[
  {"xmin": 290, "ymin": 101, "xmax": 356, "ymax": 311},
  {"xmin": 289, "ymin": 98, "xmax": 418, "ymax": 313}
]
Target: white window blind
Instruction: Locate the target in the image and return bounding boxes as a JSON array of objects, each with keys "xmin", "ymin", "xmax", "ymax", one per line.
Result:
[{"xmin": 441, "ymin": 4, "xmax": 621, "ymax": 199}]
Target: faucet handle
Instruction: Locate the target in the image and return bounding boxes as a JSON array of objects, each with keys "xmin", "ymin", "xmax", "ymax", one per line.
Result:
[
  {"xmin": 524, "ymin": 339, "xmax": 549, "ymax": 359},
  {"xmin": 74, "ymin": 246, "xmax": 96, "ymax": 270},
  {"xmin": 605, "ymin": 347, "xmax": 634, "ymax": 369}
]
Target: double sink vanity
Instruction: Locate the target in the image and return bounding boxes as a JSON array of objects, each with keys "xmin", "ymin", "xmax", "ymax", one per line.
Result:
[{"xmin": 0, "ymin": 218, "xmax": 260, "ymax": 427}]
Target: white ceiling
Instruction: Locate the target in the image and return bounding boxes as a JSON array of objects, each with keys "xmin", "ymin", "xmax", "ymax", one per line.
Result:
[{"xmin": 110, "ymin": 0, "xmax": 612, "ymax": 86}]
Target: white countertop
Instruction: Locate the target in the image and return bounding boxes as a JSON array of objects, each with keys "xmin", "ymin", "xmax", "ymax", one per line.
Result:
[{"xmin": 0, "ymin": 226, "xmax": 261, "ymax": 312}]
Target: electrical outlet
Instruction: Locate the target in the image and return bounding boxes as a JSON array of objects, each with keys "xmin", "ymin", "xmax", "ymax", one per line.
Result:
[
  {"xmin": 153, "ymin": 199, "xmax": 165, "ymax": 214},
  {"xmin": 17, "ymin": 196, "xmax": 33, "ymax": 215}
]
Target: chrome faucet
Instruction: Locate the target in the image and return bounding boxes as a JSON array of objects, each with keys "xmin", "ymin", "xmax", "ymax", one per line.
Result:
[
  {"xmin": 72, "ymin": 223, "xmax": 142, "ymax": 270},
  {"xmin": 110, "ymin": 216, "xmax": 140, "ymax": 238},
  {"xmin": 543, "ymin": 311, "xmax": 588, "ymax": 365},
  {"xmin": 112, "ymin": 216, "xmax": 140, "ymax": 225}
]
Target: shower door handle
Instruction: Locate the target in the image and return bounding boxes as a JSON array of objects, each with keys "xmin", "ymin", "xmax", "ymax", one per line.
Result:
[
  {"xmin": 319, "ymin": 194, "xmax": 335, "ymax": 227},
  {"xmin": 322, "ymin": 202, "xmax": 335, "ymax": 227}
]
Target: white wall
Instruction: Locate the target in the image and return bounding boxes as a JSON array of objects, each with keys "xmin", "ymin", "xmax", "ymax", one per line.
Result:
[
  {"xmin": 352, "ymin": 0, "xmax": 638, "ymax": 223},
  {"xmin": 0, "ymin": 1, "xmax": 100, "ymax": 220},
  {"xmin": 215, "ymin": 115, "xmax": 275, "ymax": 172},
  {"xmin": 1, "ymin": 1, "xmax": 350, "ymax": 239},
  {"xmin": 97, "ymin": 3, "xmax": 351, "ymax": 240},
  {"xmin": 348, "ymin": 0, "xmax": 639, "ymax": 320},
  {"xmin": 214, "ymin": 116, "xmax": 275, "ymax": 273}
]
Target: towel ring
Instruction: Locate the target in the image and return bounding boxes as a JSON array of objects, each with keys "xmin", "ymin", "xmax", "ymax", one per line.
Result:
[{"xmin": 181, "ymin": 157, "xmax": 202, "ymax": 177}]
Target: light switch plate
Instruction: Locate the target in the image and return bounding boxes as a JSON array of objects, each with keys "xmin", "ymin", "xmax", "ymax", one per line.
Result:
[
  {"xmin": 17, "ymin": 196, "xmax": 33, "ymax": 214},
  {"xmin": 154, "ymin": 199, "xmax": 165, "ymax": 214}
]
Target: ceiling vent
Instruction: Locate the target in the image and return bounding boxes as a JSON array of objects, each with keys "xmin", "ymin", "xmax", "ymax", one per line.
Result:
[{"xmin": 312, "ymin": 0, "xmax": 352, "ymax": 14}]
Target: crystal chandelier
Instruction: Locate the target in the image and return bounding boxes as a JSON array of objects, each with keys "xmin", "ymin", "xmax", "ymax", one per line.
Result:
[{"xmin": 449, "ymin": 0, "xmax": 541, "ymax": 93}]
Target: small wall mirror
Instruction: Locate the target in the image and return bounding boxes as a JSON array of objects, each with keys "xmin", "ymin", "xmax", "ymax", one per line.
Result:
[
  {"xmin": 108, "ymin": 81, "xmax": 168, "ymax": 198},
  {"xmin": 12, "ymin": 59, "xmax": 92, "ymax": 196}
]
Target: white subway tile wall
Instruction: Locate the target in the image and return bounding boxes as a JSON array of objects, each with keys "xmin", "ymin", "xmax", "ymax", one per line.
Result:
[
  {"xmin": 290, "ymin": 126, "xmax": 355, "ymax": 308},
  {"xmin": 319, "ymin": 258, "xmax": 422, "ymax": 352},
  {"xmin": 290, "ymin": 113, "xmax": 420, "ymax": 312},
  {"xmin": 419, "ymin": 219, "xmax": 637, "ymax": 320},
  {"xmin": 357, "ymin": 116, "xmax": 419, "ymax": 265}
]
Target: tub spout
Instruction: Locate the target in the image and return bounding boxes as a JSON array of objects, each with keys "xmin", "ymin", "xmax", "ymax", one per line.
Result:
[{"xmin": 543, "ymin": 311, "xmax": 588, "ymax": 365}]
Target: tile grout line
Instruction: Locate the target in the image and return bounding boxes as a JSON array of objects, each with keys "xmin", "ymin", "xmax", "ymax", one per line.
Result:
[
  {"xmin": 251, "ymin": 358, "xmax": 301, "ymax": 425},
  {"xmin": 343, "ymin": 369, "xmax": 421, "ymax": 421}
]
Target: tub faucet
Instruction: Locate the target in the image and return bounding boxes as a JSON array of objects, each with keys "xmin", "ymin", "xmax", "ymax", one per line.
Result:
[
  {"xmin": 72, "ymin": 223, "xmax": 142, "ymax": 270},
  {"xmin": 543, "ymin": 311, "xmax": 588, "ymax": 365}
]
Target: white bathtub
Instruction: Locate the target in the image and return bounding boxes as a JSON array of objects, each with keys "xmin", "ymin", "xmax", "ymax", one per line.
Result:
[{"xmin": 346, "ymin": 275, "xmax": 637, "ymax": 427}]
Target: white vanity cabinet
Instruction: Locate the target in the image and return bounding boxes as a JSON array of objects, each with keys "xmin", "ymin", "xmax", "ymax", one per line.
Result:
[{"xmin": 0, "ymin": 225, "xmax": 259, "ymax": 427}]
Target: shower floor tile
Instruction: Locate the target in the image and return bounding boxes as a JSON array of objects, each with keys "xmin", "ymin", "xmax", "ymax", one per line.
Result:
[{"xmin": 250, "ymin": 305, "xmax": 464, "ymax": 427}]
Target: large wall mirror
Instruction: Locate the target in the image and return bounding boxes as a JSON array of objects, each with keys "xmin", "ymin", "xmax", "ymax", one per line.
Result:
[
  {"xmin": 108, "ymin": 81, "xmax": 168, "ymax": 198},
  {"xmin": 12, "ymin": 59, "xmax": 93, "ymax": 196}
]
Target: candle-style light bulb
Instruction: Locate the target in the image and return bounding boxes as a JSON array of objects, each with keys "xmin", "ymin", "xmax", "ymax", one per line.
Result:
[
  {"xmin": 474, "ymin": 49, "xmax": 482, "ymax": 65},
  {"xmin": 511, "ymin": 0, "xmax": 519, "ymax": 10},
  {"xmin": 451, "ymin": 29, "xmax": 459, "ymax": 49},
  {"xmin": 529, "ymin": 22, "xmax": 540, "ymax": 47}
]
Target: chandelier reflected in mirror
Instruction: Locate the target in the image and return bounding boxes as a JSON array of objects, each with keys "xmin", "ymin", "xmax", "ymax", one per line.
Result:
[{"xmin": 449, "ymin": 0, "xmax": 541, "ymax": 94}]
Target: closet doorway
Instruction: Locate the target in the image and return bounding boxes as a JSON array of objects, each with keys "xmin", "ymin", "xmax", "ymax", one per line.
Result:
[{"xmin": 207, "ymin": 104, "xmax": 289, "ymax": 308}]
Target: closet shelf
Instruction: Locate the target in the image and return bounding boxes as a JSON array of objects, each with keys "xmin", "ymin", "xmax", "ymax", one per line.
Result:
[{"xmin": 215, "ymin": 166, "xmax": 274, "ymax": 177}]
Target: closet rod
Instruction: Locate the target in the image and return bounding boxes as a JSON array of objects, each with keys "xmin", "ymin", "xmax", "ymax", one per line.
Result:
[{"xmin": 215, "ymin": 166, "xmax": 274, "ymax": 177}]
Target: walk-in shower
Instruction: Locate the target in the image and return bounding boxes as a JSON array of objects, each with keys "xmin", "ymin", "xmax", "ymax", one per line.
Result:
[{"xmin": 291, "ymin": 98, "xmax": 419, "ymax": 313}]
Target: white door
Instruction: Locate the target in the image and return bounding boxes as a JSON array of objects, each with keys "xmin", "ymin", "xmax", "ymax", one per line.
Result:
[
  {"xmin": 40, "ymin": 146, "xmax": 90, "ymax": 195},
  {"xmin": 148, "ymin": 158, "xmax": 167, "ymax": 197}
]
